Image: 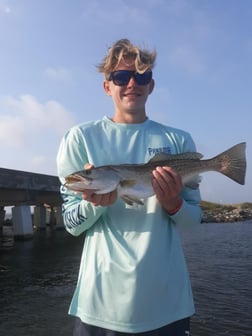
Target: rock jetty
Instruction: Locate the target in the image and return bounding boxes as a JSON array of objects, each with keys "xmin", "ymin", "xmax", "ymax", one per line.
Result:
[{"xmin": 201, "ymin": 201, "xmax": 252, "ymax": 223}]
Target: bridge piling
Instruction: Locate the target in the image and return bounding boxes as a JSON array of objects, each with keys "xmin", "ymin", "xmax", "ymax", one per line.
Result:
[
  {"xmin": 0, "ymin": 206, "xmax": 5, "ymax": 233},
  {"xmin": 33, "ymin": 206, "xmax": 47, "ymax": 230},
  {"xmin": 12, "ymin": 205, "xmax": 33, "ymax": 239},
  {"xmin": 54, "ymin": 206, "xmax": 64, "ymax": 229}
]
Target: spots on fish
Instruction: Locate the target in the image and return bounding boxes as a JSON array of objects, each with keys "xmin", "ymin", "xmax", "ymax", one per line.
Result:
[{"xmin": 220, "ymin": 154, "xmax": 230, "ymax": 172}]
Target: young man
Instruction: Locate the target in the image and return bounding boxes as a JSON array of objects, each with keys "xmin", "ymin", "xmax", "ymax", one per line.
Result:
[{"xmin": 57, "ymin": 38, "xmax": 202, "ymax": 336}]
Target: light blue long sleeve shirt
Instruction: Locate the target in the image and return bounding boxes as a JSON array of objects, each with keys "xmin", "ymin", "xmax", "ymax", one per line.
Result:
[{"xmin": 57, "ymin": 116, "xmax": 202, "ymax": 333}]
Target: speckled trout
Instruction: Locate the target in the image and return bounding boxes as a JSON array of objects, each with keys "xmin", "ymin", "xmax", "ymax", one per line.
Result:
[{"xmin": 64, "ymin": 142, "xmax": 246, "ymax": 205}]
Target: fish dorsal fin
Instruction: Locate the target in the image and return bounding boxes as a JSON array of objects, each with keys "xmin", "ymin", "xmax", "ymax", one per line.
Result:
[{"xmin": 148, "ymin": 152, "xmax": 203, "ymax": 163}]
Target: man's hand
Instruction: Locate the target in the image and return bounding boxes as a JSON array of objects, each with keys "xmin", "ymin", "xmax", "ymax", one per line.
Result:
[
  {"xmin": 81, "ymin": 163, "xmax": 117, "ymax": 206},
  {"xmin": 152, "ymin": 166, "xmax": 183, "ymax": 214}
]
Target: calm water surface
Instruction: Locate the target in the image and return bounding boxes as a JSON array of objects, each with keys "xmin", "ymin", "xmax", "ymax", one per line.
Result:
[{"xmin": 0, "ymin": 221, "xmax": 251, "ymax": 336}]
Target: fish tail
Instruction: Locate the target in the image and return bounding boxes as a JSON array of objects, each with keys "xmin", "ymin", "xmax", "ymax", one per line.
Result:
[{"xmin": 215, "ymin": 142, "xmax": 246, "ymax": 185}]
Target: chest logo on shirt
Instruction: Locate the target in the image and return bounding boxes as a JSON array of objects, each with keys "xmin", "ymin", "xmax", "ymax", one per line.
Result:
[{"xmin": 148, "ymin": 146, "xmax": 171, "ymax": 156}]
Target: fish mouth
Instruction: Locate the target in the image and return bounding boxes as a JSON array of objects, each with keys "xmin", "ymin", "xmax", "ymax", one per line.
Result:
[
  {"xmin": 80, "ymin": 175, "xmax": 93, "ymax": 182},
  {"xmin": 66, "ymin": 174, "xmax": 93, "ymax": 183}
]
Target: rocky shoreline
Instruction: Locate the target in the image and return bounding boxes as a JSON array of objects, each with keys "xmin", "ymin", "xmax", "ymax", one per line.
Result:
[
  {"xmin": 201, "ymin": 202, "xmax": 252, "ymax": 223},
  {"xmin": 1, "ymin": 203, "xmax": 252, "ymax": 226}
]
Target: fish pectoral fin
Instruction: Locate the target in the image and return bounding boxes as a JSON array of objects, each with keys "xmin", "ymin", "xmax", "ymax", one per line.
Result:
[
  {"xmin": 184, "ymin": 175, "xmax": 202, "ymax": 189},
  {"xmin": 120, "ymin": 195, "xmax": 144, "ymax": 206},
  {"xmin": 95, "ymin": 186, "xmax": 118, "ymax": 194},
  {"xmin": 119, "ymin": 179, "xmax": 137, "ymax": 188},
  {"xmin": 184, "ymin": 181, "xmax": 200, "ymax": 189}
]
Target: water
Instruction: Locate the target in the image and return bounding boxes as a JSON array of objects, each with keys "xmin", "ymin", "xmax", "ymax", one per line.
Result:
[
  {"xmin": 181, "ymin": 221, "xmax": 252, "ymax": 336},
  {"xmin": 0, "ymin": 221, "xmax": 251, "ymax": 336}
]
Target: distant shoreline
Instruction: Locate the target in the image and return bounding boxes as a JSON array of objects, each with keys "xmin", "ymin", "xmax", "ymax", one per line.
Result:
[
  {"xmin": 2, "ymin": 201, "xmax": 252, "ymax": 225},
  {"xmin": 200, "ymin": 201, "xmax": 252, "ymax": 223}
]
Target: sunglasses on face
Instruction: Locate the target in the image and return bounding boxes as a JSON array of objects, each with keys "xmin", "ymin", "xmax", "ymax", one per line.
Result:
[{"xmin": 107, "ymin": 70, "xmax": 153, "ymax": 86}]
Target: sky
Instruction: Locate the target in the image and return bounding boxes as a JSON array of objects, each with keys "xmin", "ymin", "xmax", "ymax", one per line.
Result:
[{"xmin": 0, "ymin": 0, "xmax": 251, "ymax": 204}]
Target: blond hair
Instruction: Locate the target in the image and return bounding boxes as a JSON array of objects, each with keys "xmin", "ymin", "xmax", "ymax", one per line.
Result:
[{"xmin": 97, "ymin": 39, "xmax": 156, "ymax": 78}]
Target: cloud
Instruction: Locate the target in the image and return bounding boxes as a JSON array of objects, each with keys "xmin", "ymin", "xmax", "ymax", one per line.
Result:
[
  {"xmin": 0, "ymin": 95, "xmax": 76, "ymax": 173},
  {"xmin": 0, "ymin": 115, "xmax": 26, "ymax": 147},
  {"xmin": 0, "ymin": 95, "xmax": 75, "ymax": 138},
  {"xmin": 0, "ymin": 5, "xmax": 11, "ymax": 14},
  {"xmin": 44, "ymin": 66, "xmax": 73, "ymax": 83}
]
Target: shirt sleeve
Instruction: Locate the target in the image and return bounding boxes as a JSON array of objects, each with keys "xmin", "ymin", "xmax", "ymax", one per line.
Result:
[
  {"xmin": 168, "ymin": 131, "xmax": 202, "ymax": 227},
  {"xmin": 56, "ymin": 126, "xmax": 106, "ymax": 236},
  {"xmin": 170, "ymin": 187, "xmax": 202, "ymax": 228}
]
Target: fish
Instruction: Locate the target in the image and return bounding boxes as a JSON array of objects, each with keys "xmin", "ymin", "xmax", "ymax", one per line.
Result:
[{"xmin": 64, "ymin": 142, "xmax": 246, "ymax": 205}]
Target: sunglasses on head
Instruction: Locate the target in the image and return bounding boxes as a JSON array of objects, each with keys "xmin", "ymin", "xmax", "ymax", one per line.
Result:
[{"xmin": 107, "ymin": 70, "xmax": 152, "ymax": 86}]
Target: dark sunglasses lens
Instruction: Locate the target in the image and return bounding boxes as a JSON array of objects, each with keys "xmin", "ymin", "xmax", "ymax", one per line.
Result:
[
  {"xmin": 134, "ymin": 71, "xmax": 152, "ymax": 85},
  {"xmin": 109, "ymin": 70, "xmax": 152, "ymax": 86},
  {"xmin": 111, "ymin": 71, "xmax": 130, "ymax": 86}
]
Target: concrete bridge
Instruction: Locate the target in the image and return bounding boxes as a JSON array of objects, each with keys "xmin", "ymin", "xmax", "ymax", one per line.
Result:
[{"xmin": 0, "ymin": 168, "xmax": 63, "ymax": 239}]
